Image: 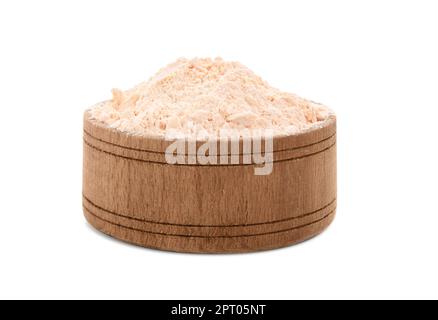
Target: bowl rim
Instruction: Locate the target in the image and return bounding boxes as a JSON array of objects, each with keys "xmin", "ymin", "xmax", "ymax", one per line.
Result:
[{"xmin": 84, "ymin": 107, "xmax": 336, "ymax": 154}]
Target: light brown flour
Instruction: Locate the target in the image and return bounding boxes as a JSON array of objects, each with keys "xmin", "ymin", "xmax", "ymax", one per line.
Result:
[{"xmin": 90, "ymin": 57, "xmax": 332, "ymax": 138}]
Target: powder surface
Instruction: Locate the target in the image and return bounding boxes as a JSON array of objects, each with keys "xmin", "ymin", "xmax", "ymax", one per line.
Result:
[{"xmin": 90, "ymin": 57, "xmax": 332, "ymax": 139}]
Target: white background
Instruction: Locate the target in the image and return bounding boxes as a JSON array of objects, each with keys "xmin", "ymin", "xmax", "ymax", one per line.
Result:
[{"xmin": 0, "ymin": 0, "xmax": 437, "ymax": 300}]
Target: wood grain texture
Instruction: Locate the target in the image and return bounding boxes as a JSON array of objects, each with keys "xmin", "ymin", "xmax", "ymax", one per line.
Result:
[{"xmin": 83, "ymin": 110, "xmax": 337, "ymax": 253}]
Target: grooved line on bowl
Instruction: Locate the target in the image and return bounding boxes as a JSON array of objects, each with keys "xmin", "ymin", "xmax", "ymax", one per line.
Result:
[
  {"xmin": 84, "ymin": 205, "xmax": 336, "ymax": 239},
  {"xmin": 83, "ymin": 129, "xmax": 336, "ymax": 155},
  {"xmin": 83, "ymin": 138, "xmax": 336, "ymax": 166},
  {"xmin": 83, "ymin": 195, "xmax": 336, "ymax": 228}
]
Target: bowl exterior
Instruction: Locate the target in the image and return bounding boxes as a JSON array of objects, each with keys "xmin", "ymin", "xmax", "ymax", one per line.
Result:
[{"xmin": 83, "ymin": 112, "xmax": 337, "ymax": 253}]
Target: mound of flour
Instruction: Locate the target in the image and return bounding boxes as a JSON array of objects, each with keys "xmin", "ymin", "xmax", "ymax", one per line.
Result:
[{"xmin": 90, "ymin": 57, "xmax": 331, "ymax": 138}]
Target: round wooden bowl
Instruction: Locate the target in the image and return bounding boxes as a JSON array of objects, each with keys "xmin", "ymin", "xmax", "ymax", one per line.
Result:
[{"xmin": 83, "ymin": 110, "xmax": 337, "ymax": 253}]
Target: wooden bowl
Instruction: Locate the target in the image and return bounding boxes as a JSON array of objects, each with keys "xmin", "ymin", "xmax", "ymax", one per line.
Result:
[{"xmin": 83, "ymin": 110, "xmax": 337, "ymax": 253}]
